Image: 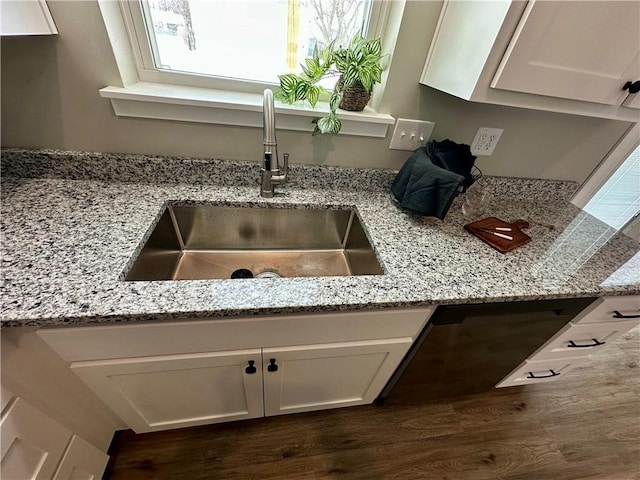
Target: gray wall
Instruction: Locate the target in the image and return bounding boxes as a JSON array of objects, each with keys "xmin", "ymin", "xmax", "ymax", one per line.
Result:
[{"xmin": 1, "ymin": 0, "xmax": 630, "ymax": 182}]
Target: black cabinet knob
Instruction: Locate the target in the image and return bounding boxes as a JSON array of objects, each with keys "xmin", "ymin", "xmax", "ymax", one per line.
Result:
[
  {"xmin": 622, "ymin": 81, "xmax": 640, "ymax": 94},
  {"xmin": 267, "ymin": 358, "xmax": 279, "ymax": 372},
  {"xmin": 245, "ymin": 360, "xmax": 257, "ymax": 374}
]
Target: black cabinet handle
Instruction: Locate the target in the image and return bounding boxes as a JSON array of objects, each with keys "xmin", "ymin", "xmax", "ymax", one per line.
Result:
[
  {"xmin": 622, "ymin": 81, "xmax": 640, "ymax": 94},
  {"xmin": 526, "ymin": 370, "xmax": 560, "ymax": 379},
  {"xmin": 612, "ymin": 310, "xmax": 640, "ymax": 319},
  {"xmin": 245, "ymin": 360, "xmax": 257, "ymax": 374},
  {"xmin": 567, "ymin": 338, "xmax": 605, "ymax": 348},
  {"xmin": 267, "ymin": 358, "xmax": 279, "ymax": 372}
]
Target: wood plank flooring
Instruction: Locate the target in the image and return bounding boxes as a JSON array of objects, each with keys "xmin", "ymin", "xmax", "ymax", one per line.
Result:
[{"xmin": 105, "ymin": 327, "xmax": 639, "ymax": 480}]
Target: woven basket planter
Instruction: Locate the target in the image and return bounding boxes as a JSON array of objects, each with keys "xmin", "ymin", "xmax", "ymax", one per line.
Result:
[{"xmin": 336, "ymin": 76, "xmax": 371, "ymax": 111}]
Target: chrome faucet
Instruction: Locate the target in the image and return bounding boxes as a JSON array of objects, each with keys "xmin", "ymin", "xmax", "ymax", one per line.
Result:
[{"xmin": 260, "ymin": 89, "xmax": 288, "ymax": 198}]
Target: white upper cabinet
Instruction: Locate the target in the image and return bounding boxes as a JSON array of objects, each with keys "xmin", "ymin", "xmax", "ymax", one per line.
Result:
[
  {"xmin": 421, "ymin": 0, "xmax": 640, "ymax": 122},
  {"xmin": 492, "ymin": 1, "xmax": 639, "ymax": 106},
  {"xmin": 1, "ymin": 0, "xmax": 58, "ymax": 36}
]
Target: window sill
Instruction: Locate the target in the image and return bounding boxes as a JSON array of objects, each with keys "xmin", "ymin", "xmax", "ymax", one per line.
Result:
[{"xmin": 99, "ymin": 82, "xmax": 395, "ymax": 138}]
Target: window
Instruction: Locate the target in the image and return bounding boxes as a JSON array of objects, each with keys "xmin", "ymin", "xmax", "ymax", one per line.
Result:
[
  {"xmin": 583, "ymin": 144, "xmax": 640, "ymax": 231},
  {"xmin": 140, "ymin": 0, "xmax": 373, "ymax": 87},
  {"xmin": 572, "ymin": 123, "xmax": 640, "ymax": 239},
  {"xmin": 122, "ymin": 0, "xmax": 386, "ymax": 92},
  {"xmin": 100, "ymin": 0, "xmax": 396, "ymax": 137}
]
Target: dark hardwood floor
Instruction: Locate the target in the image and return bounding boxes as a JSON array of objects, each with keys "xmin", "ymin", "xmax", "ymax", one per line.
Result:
[{"xmin": 105, "ymin": 327, "xmax": 639, "ymax": 480}]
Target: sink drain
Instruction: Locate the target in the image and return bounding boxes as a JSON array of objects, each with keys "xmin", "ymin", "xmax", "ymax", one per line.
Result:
[
  {"xmin": 230, "ymin": 268, "xmax": 282, "ymax": 279},
  {"xmin": 230, "ymin": 268, "xmax": 254, "ymax": 279},
  {"xmin": 255, "ymin": 270, "xmax": 282, "ymax": 279}
]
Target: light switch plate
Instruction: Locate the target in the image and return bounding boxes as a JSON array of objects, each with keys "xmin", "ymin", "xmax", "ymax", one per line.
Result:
[{"xmin": 389, "ymin": 119, "xmax": 436, "ymax": 151}]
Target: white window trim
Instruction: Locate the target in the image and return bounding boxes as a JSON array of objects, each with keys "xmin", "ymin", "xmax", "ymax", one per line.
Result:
[
  {"xmin": 572, "ymin": 123, "xmax": 640, "ymax": 207},
  {"xmin": 97, "ymin": 0, "xmax": 396, "ymax": 138},
  {"xmin": 572, "ymin": 122, "xmax": 640, "ymax": 241}
]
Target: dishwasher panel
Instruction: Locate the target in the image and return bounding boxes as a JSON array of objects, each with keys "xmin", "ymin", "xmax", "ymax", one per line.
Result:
[{"xmin": 377, "ymin": 298, "xmax": 596, "ymax": 404}]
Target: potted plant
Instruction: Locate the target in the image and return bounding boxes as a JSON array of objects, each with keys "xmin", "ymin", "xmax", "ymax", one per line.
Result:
[{"xmin": 275, "ymin": 34, "xmax": 386, "ymax": 135}]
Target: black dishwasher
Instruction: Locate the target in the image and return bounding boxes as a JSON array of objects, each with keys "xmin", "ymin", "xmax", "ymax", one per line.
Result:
[{"xmin": 377, "ymin": 298, "xmax": 596, "ymax": 405}]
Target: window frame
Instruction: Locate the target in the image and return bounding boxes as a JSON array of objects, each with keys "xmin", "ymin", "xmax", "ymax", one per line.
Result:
[
  {"xmin": 98, "ymin": 0, "xmax": 396, "ymax": 137},
  {"xmin": 572, "ymin": 123, "xmax": 640, "ymax": 240},
  {"xmin": 119, "ymin": 0, "xmax": 391, "ymax": 94},
  {"xmin": 118, "ymin": 0, "xmax": 390, "ymax": 93}
]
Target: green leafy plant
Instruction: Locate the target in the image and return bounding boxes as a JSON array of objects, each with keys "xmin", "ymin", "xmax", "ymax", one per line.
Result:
[{"xmin": 275, "ymin": 34, "xmax": 386, "ymax": 135}]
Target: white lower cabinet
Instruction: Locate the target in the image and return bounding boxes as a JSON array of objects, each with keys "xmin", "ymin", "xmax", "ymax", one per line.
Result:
[
  {"xmin": 71, "ymin": 349, "xmax": 265, "ymax": 433},
  {"xmin": 39, "ymin": 308, "xmax": 431, "ymax": 434},
  {"xmin": 523, "ymin": 317, "xmax": 640, "ymax": 361},
  {"xmin": 496, "ymin": 359, "xmax": 581, "ymax": 388},
  {"xmin": 497, "ymin": 296, "xmax": 639, "ymax": 387},
  {"xmin": 0, "ymin": 397, "xmax": 107, "ymax": 480},
  {"xmin": 53, "ymin": 435, "xmax": 109, "ymax": 480},
  {"xmin": 263, "ymin": 339, "xmax": 411, "ymax": 416},
  {"xmin": 71, "ymin": 339, "xmax": 411, "ymax": 433}
]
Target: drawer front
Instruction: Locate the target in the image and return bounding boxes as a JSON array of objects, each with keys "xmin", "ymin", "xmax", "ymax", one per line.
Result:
[
  {"xmin": 529, "ymin": 318, "xmax": 640, "ymax": 361},
  {"xmin": 1, "ymin": 398, "xmax": 73, "ymax": 480},
  {"xmin": 52, "ymin": 435, "xmax": 109, "ymax": 480},
  {"xmin": 496, "ymin": 358, "xmax": 586, "ymax": 388},
  {"xmin": 38, "ymin": 307, "xmax": 434, "ymax": 361},
  {"xmin": 573, "ymin": 296, "xmax": 640, "ymax": 324}
]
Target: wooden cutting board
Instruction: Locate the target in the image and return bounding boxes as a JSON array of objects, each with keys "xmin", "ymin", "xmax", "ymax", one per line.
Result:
[{"xmin": 464, "ymin": 217, "xmax": 531, "ymax": 253}]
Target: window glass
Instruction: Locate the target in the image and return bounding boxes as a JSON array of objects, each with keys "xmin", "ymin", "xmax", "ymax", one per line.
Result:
[
  {"xmin": 142, "ymin": 0, "xmax": 372, "ymax": 85},
  {"xmin": 583, "ymin": 144, "xmax": 640, "ymax": 230}
]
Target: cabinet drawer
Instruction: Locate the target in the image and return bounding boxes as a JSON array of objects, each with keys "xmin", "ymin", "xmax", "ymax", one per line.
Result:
[
  {"xmin": 38, "ymin": 307, "xmax": 433, "ymax": 361},
  {"xmin": 1, "ymin": 398, "xmax": 73, "ymax": 480},
  {"xmin": 53, "ymin": 435, "xmax": 109, "ymax": 480},
  {"xmin": 496, "ymin": 358, "xmax": 586, "ymax": 388},
  {"xmin": 529, "ymin": 318, "xmax": 640, "ymax": 361},
  {"xmin": 573, "ymin": 296, "xmax": 640, "ymax": 324}
]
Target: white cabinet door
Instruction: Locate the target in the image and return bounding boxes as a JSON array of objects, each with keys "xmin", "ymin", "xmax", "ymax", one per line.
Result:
[
  {"xmin": 421, "ymin": 0, "xmax": 640, "ymax": 121},
  {"xmin": 71, "ymin": 349, "xmax": 264, "ymax": 433},
  {"xmin": 262, "ymin": 338, "xmax": 413, "ymax": 416},
  {"xmin": 491, "ymin": 1, "xmax": 640, "ymax": 107},
  {"xmin": 1, "ymin": 385, "xmax": 15, "ymax": 413},
  {"xmin": 1, "ymin": 398, "xmax": 72, "ymax": 480},
  {"xmin": 0, "ymin": 0, "xmax": 58, "ymax": 35},
  {"xmin": 52, "ymin": 435, "xmax": 108, "ymax": 480}
]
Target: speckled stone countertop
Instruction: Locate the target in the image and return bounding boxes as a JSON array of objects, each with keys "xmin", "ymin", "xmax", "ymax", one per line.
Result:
[{"xmin": 2, "ymin": 149, "xmax": 639, "ymax": 328}]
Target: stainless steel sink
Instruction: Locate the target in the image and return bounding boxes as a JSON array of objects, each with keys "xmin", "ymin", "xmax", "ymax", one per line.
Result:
[{"xmin": 125, "ymin": 205, "xmax": 383, "ymax": 281}]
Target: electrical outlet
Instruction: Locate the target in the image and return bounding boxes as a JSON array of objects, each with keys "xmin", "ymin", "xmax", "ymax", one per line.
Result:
[
  {"xmin": 471, "ymin": 127, "xmax": 503, "ymax": 156},
  {"xmin": 389, "ymin": 119, "xmax": 436, "ymax": 151}
]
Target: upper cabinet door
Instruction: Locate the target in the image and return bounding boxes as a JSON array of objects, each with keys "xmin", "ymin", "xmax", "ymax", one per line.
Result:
[
  {"xmin": 491, "ymin": 1, "xmax": 640, "ymax": 107},
  {"xmin": 0, "ymin": 0, "xmax": 58, "ymax": 36},
  {"xmin": 420, "ymin": 0, "xmax": 640, "ymax": 121}
]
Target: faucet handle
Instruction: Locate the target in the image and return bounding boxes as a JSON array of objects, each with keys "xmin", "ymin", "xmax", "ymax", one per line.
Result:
[{"xmin": 282, "ymin": 153, "xmax": 289, "ymax": 178}]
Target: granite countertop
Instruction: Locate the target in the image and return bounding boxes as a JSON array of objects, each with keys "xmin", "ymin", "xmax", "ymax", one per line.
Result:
[{"xmin": 1, "ymin": 149, "xmax": 639, "ymax": 328}]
